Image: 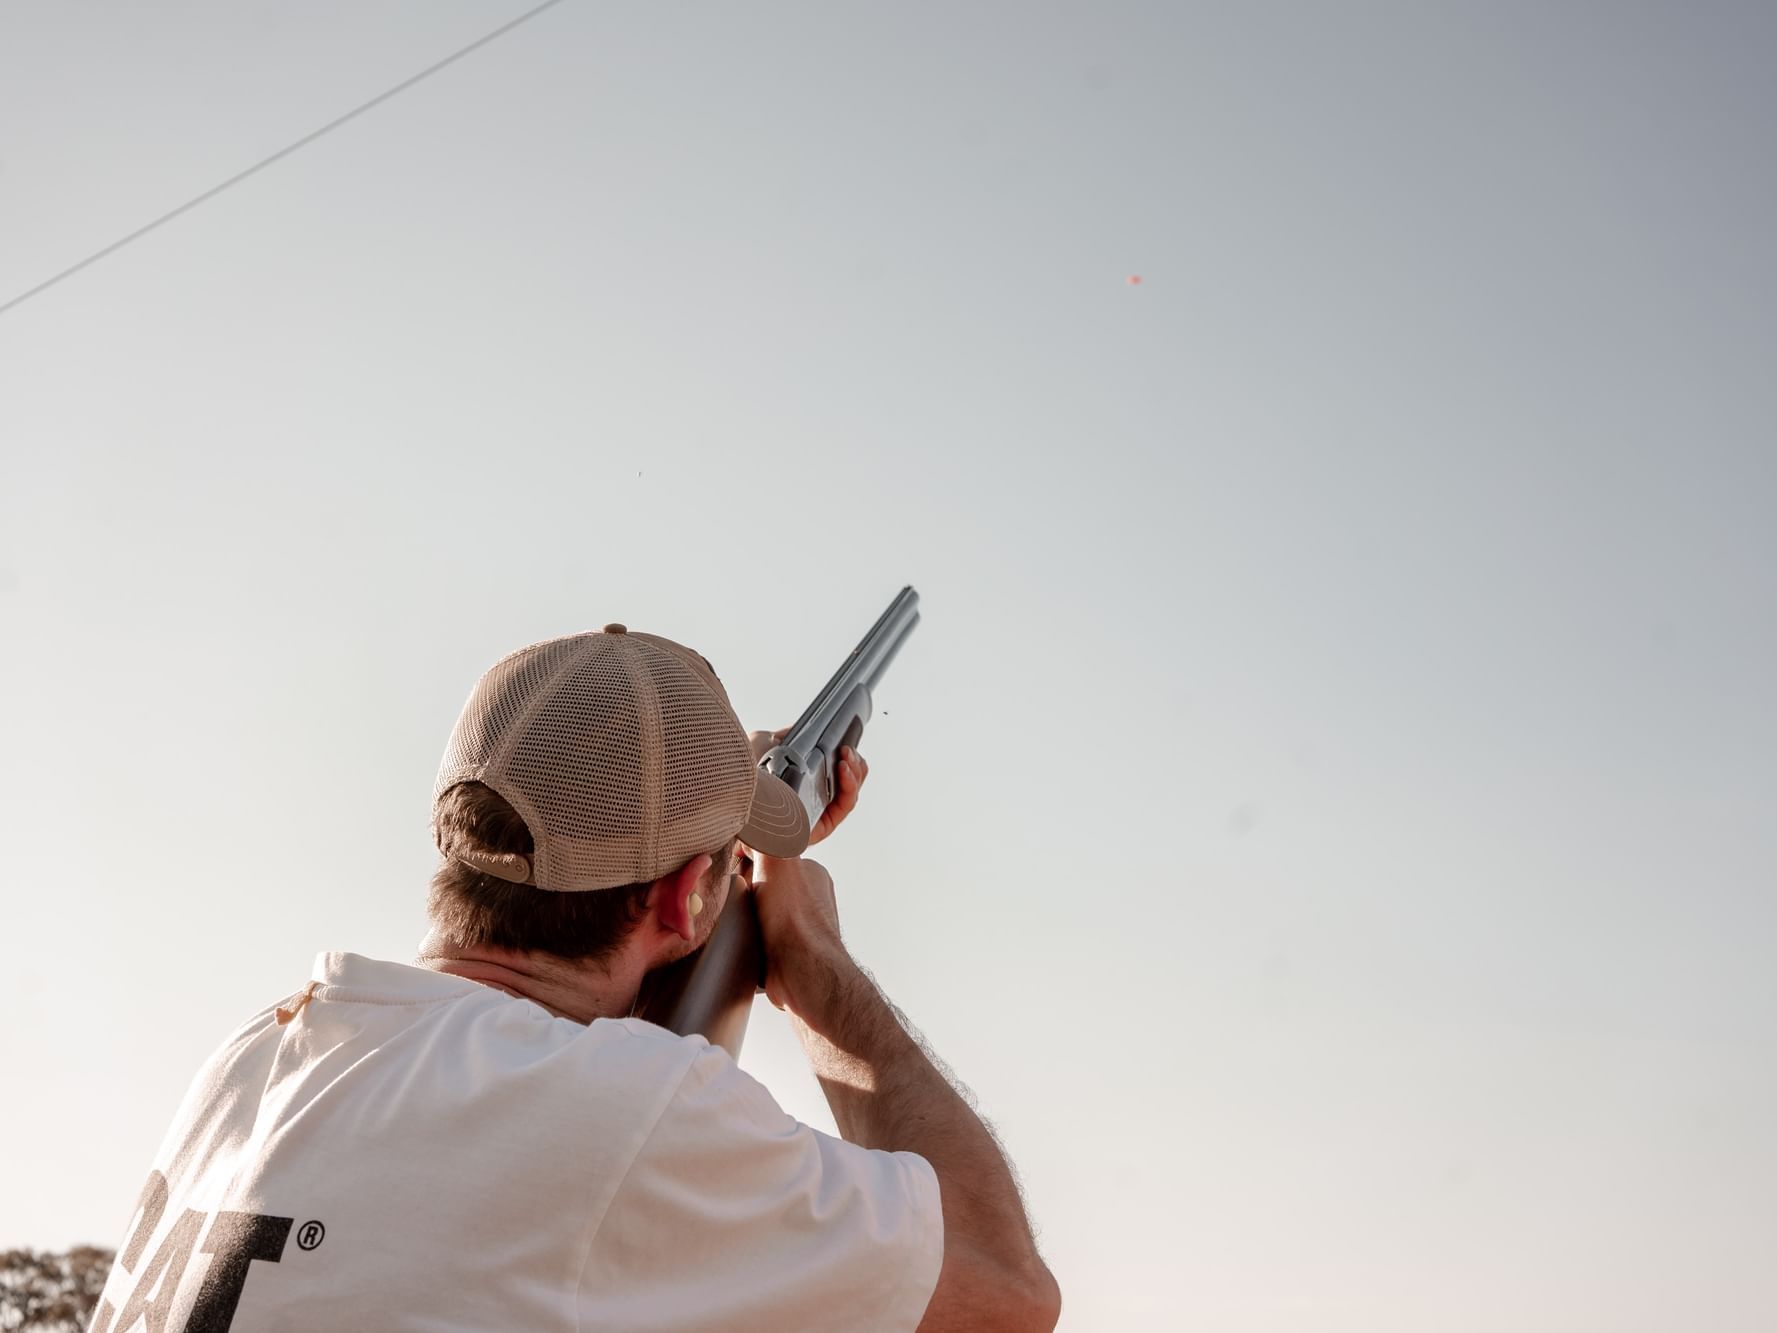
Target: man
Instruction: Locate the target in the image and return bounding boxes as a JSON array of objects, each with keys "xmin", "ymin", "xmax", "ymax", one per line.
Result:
[{"xmin": 90, "ymin": 623, "xmax": 1060, "ymax": 1332}]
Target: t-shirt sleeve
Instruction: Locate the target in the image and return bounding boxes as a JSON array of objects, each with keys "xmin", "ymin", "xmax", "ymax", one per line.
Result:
[{"xmin": 579, "ymin": 1042, "xmax": 944, "ymax": 1333}]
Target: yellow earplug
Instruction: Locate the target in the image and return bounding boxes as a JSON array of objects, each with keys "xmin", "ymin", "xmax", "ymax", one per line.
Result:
[{"xmin": 688, "ymin": 892, "xmax": 704, "ymax": 919}]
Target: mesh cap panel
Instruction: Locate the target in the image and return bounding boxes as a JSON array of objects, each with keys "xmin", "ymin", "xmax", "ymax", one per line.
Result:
[
  {"xmin": 434, "ymin": 636, "xmax": 591, "ymax": 789},
  {"xmin": 656, "ymin": 648, "xmax": 754, "ymax": 868},
  {"xmin": 434, "ymin": 629, "xmax": 757, "ymax": 891}
]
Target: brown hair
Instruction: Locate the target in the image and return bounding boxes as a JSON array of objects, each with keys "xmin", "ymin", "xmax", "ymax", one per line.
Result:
[{"xmin": 428, "ymin": 782, "xmax": 734, "ymax": 965}]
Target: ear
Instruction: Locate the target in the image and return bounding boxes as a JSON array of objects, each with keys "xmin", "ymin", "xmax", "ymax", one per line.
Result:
[{"xmin": 651, "ymin": 853, "xmax": 713, "ymax": 944}]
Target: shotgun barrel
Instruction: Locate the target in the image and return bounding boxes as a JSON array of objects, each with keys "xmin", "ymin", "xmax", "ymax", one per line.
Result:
[{"xmin": 759, "ymin": 585, "xmax": 920, "ymax": 831}]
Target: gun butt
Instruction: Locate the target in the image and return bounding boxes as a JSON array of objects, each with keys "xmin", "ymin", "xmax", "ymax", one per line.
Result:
[{"xmin": 630, "ymin": 888, "xmax": 764, "ymax": 1060}]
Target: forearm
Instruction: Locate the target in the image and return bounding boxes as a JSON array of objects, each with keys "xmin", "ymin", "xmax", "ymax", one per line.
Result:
[{"xmin": 791, "ymin": 957, "xmax": 1053, "ymax": 1303}]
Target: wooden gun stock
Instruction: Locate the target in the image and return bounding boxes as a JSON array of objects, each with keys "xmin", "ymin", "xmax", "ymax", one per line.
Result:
[{"xmin": 631, "ymin": 885, "xmax": 763, "ymax": 1059}]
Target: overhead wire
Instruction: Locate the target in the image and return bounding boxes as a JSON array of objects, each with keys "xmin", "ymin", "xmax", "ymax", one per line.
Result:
[{"xmin": 0, "ymin": 0, "xmax": 572, "ymax": 319}]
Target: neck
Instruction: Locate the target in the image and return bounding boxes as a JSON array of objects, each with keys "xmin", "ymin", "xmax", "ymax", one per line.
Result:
[{"xmin": 415, "ymin": 931, "xmax": 645, "ymax": 1024}]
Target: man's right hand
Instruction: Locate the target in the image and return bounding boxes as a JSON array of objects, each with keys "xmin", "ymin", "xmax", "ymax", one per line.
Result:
[{"xmin": 748, "ymin": 854, "xmax": 857, "ymax": 1019}]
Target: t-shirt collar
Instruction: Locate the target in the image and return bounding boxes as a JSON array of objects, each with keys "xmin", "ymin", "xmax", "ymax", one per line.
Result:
[{"xmin": 310, "ymin": 951, "xmax": 488, "ymax": 1004}]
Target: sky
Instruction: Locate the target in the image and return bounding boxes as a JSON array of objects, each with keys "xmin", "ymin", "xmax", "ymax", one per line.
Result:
[{"xmin": 3, "ymin": 2, "xmax": 1775, "ymax": 1329}]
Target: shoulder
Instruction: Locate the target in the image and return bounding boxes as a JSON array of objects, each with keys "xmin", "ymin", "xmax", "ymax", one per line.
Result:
[
  {"xmin": 434, "ymin": 1006, "xmax": 716, "ymax": 1114},
  {"xmin": 586, "ymin": 1015, "xmax": 718, "ymax": 1082},
  {"xmin": 583, "ymin": 1036, "xmax": 944, "ymax": 1331},
  {"xmin": 628, "ymin": 1036, "xmax": 939, "ymax": 1217}
]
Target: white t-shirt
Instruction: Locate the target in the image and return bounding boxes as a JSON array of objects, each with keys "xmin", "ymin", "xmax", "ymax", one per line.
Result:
[{"xmin": 90, "ymin": 952, "xmax": 944, "ymax": 1333}]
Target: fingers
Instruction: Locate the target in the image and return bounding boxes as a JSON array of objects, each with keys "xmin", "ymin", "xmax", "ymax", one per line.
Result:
[
  {"xmin": 834, "ymin": 747, "xmax": 868, "ymax": 805},
  {"xmin": 805, "ymin": 747, "xmax": 868, "ymax": 845},
  {"xmin": 830, "ymin": 751, "xmax": 863, "ymax": 811},
  {"xmin": 838, "ymin": 746, "xmax": 867, "ymax": 789}
]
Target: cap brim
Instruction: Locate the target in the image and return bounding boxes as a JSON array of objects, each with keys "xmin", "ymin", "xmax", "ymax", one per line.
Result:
[{"xmin": 739, "ymin": 768, "xmax": 812, "ymax": 857}]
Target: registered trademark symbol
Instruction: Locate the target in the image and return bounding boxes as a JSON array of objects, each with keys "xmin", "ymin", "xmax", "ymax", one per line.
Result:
[{"xmin": 296, "ymin": 1220, "xmax": 325, "ymax": 1251}]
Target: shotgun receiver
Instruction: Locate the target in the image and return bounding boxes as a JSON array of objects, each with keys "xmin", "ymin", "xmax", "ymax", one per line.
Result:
[{"xmin": 632, "ymin": 587, "xmax": 921, "ymax": 1059}]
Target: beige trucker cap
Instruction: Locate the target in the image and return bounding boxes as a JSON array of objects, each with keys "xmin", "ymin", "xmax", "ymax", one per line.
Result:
[{"xmin": 433, "ymin": 623, "xmax": 810, "ymax": 891}]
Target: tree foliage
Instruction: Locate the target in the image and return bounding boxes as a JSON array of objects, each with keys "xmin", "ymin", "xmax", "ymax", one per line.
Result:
[{"xmin": 0, "ymin": 1249, "xmax": 112, "ymax": 1333}]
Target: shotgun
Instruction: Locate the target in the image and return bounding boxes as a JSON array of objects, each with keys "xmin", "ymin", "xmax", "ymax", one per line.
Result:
[{"xmin": 632, "ymin": 587, "xmax": 921, "ymax": 1059}]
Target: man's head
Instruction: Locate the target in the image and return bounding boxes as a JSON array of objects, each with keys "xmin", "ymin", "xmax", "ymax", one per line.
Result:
[
  {"xmin": 427, "ymin": 782, "xmax": 737, "ymax": 968},
  {"xmin": 424, "ymin": 624, "xmax": 807, "ymax": 975}
]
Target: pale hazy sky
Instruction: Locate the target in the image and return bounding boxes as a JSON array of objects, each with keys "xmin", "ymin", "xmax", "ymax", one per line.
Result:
[{"xmin": 3, "ymin": 3, "xmax": 1775, "ymax": 1330}]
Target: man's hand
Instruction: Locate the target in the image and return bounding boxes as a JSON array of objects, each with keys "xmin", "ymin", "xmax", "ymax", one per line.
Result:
[
  {"xmin": 747, "ymin": 854, "xmax": 857, "ymax": 1016},
  {"xmin": 745, "ymin": 729, "xmax": 869, "ymax": 845}
]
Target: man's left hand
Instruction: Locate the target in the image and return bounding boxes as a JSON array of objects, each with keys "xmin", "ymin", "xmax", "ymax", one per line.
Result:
[{"xmin": 746, "ymin": 729, "xmax": 870, "ymax": 846}]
